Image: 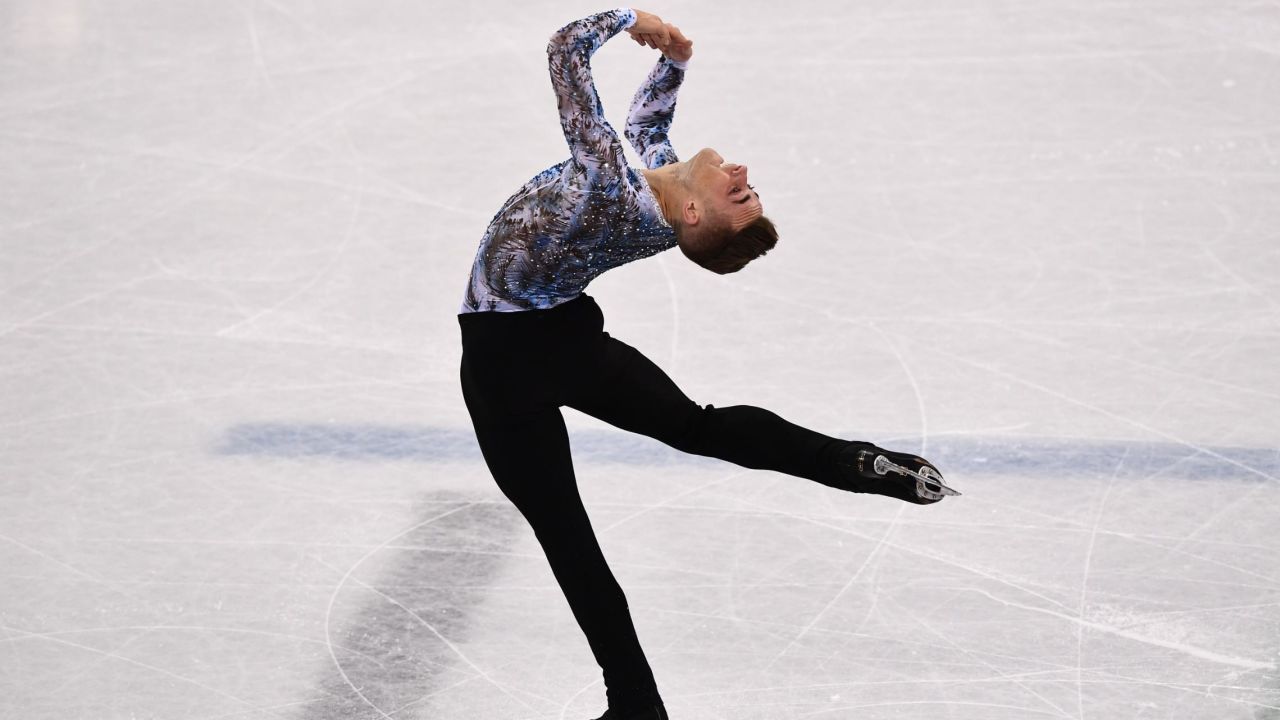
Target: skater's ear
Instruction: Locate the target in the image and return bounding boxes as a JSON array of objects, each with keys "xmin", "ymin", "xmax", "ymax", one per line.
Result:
[
  {"xmin": 681, "ymin": 197, "xmax": 702, "ymax": 227},
  {"xmin": 675, "ymin": 201, "xmax": 719, "ymax": 260}
]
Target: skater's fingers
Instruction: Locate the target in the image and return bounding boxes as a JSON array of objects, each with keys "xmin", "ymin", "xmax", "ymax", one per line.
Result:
[
  {"xmin": 633, "ymin": 32, "xmax": 655, "ymax": 49},
  {"xmin": 630, "ymin": 9, "xmax": 666, "ymax": 37},
  {"xmin": 627, "ymin": 28, "xmax": 661, "ymax": 48}
]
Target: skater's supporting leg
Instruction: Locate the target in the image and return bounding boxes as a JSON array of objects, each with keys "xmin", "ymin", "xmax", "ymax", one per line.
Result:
[
  {"xmin": 459, "ymin": 296, "xmax": 670, "ymax": 714},
  {"xmin": 461, "ymin": 397, "xmax": 662, "ymax": 710}
]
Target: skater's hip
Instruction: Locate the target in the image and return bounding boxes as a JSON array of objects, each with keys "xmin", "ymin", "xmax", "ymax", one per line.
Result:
[{"xmin": 458, "ymin": 292, "xmax": 604, "ymax": 351}]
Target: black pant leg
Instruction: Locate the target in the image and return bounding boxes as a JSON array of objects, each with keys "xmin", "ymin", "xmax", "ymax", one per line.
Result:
[
  {"xmin": 460, "ymin": 326, "xmax": 662, "ymax": 712},
  {"xmin": 566, "ymin": 333, "xmax": 852, "ymax": 489}
]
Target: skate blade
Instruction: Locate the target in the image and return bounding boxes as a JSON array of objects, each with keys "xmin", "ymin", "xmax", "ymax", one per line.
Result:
[
  {"xmin": 915, "ymin": 464, "xmax": 961, "ymax": 499},
  {"xmin": 874, "ymin": 455, "xmax": 962, "ymax": 499}
]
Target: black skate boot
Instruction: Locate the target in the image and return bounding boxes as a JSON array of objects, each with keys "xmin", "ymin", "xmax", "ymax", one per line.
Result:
[
  {"xmin": 837, "ymin": 442, "xmax": 959, "ymax": 504},
  {"xmin": 591, "ymin": 704, "xmax": 668, "ymax": 720}
]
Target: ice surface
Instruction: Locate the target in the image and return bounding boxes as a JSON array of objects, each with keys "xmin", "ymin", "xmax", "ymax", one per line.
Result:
[{"xmin": 2, "ymin": 0, "xmax": 1278, "ymax": 718}]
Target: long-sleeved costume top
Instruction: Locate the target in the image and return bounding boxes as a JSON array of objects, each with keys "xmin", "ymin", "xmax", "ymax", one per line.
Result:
[{"xmin": 460, "ymin": 8, "xmax": 687, "ymax": 314}]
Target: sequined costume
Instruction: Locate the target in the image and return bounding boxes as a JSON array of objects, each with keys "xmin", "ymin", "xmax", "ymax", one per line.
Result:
[{"xmin": 459, "ymin": 8, "xmax": 687, "ymax": 314}]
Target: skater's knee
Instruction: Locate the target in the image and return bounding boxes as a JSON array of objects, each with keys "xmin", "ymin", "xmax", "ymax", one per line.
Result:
[
  {"xmin": 671, "ymin": 403, "xmax": 783, "ymax": 455},
  {"xmin": 666, "ymin": 402, "xmax": 720, "ymax": 455}
]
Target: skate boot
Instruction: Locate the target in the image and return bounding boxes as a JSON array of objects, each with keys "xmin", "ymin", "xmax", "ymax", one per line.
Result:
[
  {"xmin": 837, "ymin": 442, "xmax": 959, "ymax": 505},
  {"xmin": 591, "ymin": 704, "xmax": 668, "ymax": 720}
]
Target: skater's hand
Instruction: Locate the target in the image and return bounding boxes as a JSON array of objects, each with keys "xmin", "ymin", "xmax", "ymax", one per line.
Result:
[
  {"xmin": 627, "ymin": 10, "xmax": 670, "ymax": 49},
  {"xmin": 661, "ymin": 24, "xmax": 693, "ymax": 63}
]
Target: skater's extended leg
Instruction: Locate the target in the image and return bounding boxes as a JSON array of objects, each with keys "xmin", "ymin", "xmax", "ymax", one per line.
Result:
[
  {"xmin": 566, "ymin": 333, "xmax": 849, "ymax": 486},
  {"xmin": 462, "ymin": 399, "xmax": 663, "ymax": 712},
  {"xmin": 566, "ymin": 333, "xmax": 945, "ymax": 503}
]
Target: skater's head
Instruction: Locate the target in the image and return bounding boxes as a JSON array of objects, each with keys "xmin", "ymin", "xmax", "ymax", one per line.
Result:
[{"xmin": 674, "ymin": 148, "xmax": 778, "ymax": 273}]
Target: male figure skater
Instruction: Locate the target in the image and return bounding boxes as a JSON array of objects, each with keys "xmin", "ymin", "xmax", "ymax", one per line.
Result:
[{"xmin": 458, "ymin": 9, "xmax": 956, "ymax": 720}]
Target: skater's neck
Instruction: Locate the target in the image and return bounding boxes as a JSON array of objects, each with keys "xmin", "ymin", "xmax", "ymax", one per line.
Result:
[{"xmin": 640, "ymin": 164, "xmax": 689, "ymax": 227}]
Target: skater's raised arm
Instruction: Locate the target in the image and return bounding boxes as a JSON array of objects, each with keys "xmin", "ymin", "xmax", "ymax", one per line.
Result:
[
  {"xmin": 624, "ymin": 58, "xmax": 685, "ymax": 169},
  {"xmin": 625, "ymin": 25, "xmax": 691, "ymax": 169},
  {"xmin": 547, "ymin": 9, "xmax": 663, "ymax": 177}
]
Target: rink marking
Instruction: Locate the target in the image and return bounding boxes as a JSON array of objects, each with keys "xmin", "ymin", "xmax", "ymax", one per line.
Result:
[
  {"xmin": 321, "ymin": 502, "xmax": 473, "ymax": 720},
  {"xmin": 312, "ymin": 496, "xmax": 531, "ymax": 717},
  {"xmin": 888, "ymin": 334, "xmax": 1279, "ymax": 485},
  {"xmin": 215, "ymin": 422, "xmax": 1280, "ymax": 481},
  {"xmin": 341, "ymin": 572, "xmax": 537, "ymax": 713}
]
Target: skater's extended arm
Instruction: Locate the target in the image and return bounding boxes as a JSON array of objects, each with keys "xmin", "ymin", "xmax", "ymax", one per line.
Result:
[
  {"xmin": 547, "ymin": 9, "xmax": 642, "ymax": 177},
  {"xmin": 624, "ymin": 24, "xmax": 691, "ymax": 169}
]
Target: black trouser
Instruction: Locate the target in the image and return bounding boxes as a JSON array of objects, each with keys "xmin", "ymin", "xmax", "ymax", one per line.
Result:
[{"xmin": 459, "ymin": 294, "xmax": 852, "ymax": 713}]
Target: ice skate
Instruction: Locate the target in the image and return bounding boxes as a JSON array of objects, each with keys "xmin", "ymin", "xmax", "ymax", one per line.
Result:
[
  {"xmin": 591, "ymin": 704, "xmax": 669, "ymax": 720},
  {"xmin": 838, "ymin": 442, "xmax": 959, "ymax": 504}
]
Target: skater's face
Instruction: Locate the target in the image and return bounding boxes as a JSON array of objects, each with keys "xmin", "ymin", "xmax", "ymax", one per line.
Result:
[{"xmin": 685, "ymin": 147, "xmax": 763, "ymax": 231}]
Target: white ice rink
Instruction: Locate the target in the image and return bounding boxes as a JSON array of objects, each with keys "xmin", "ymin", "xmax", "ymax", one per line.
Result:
[{"xmin": 2, "ymin": 1, "xmax": 1278, "ymax": 718}]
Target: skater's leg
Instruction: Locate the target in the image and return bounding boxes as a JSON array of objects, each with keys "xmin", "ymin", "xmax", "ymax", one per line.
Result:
[
  {"xmin": 565, "ymin": 333, "xmax": 851, "ymax": 490},
  {"xmin": 462, "ymin": 370, "xmax": 663, "ymax": 712},
  {"xmin": 459, "ymin": 296, "xmax": 672, "ymax": 714},
  {"xmin": 566, "ymin": 333, "xmax": 946, "ymax": 504}
]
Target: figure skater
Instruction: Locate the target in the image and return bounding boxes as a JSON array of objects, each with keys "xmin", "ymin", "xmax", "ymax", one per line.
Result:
[{"xmin": 457, "ymin": 9, "xmax": 957, "ymax": 719}]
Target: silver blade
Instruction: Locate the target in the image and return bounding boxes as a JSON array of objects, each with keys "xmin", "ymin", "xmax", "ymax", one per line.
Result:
[{"xmin": 874, "ymin": 455, "xmax": 962, "ymax": 498}]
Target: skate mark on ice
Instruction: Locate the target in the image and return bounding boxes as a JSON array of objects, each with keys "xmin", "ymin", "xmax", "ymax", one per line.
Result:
[
  {"xmin": 1076, "ymin": 449, "xmax": 1124, "ymax": 720},
  {"xmin": 760, "ymin": 503, "xmax": 908, "ymax": 675},
  {"xmin": 0, "ymin": 624, "xmax": 277, "ymax": 716},
  {"xmin": 906, "ymin": 605, "xmax": 1077, "ymax": 719},
  {"xmin": 966, "ymin": 588, "xmax": 1275, "ymax": 672}
]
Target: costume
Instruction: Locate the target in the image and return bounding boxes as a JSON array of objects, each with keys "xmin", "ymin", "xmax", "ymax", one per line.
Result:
[
  {"xmin": 460, "ymin": 8, "xmax": 682, "ymax": 314},
  {"xmin": 457, "ymin": 10, "xmax": 948, "ymax": 719}
]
